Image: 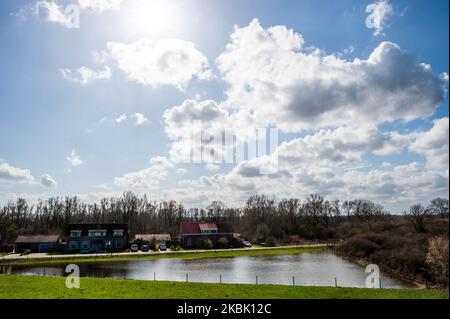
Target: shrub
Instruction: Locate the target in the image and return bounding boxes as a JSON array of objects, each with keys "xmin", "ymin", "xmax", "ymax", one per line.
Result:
[
  {"xmin": 203, "ymin": 239, "xmax": 213, "ymax": 249},
  {"xmin": 218, "ymin": 237, "xmax": 229, "ymax": 248},
  {"xmin": 426, "ymin": 235, "xmax": 449, "ymax": 286},
  {"xmin": 255, "ymin": 224, "xmax": 270, "ymax": 242},
  {"xmin": 20, "ymin": 249, "xmax": 32, "ymax": 256},
  {"xmin": 338, "ymin": 236, "xmax": 379, "ymax": 258},
  {"xmin": 265, "ymin": 236, "xmax": 279, "ymax": 247},
  {"xmin": 150, "ymin": 238, "xmax": 158, "ymax": 251}
]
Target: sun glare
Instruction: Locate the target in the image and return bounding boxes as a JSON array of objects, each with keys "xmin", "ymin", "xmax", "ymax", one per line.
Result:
[{"xmin": 125, "ymin": 0, "xmax": 180, "ymax": 36}]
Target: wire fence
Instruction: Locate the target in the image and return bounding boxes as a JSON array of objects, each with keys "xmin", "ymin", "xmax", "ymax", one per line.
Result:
[
  {"xmin": 14, "ymin": 269, "xmax": 374, "ymax": 288},
  {"xmin": 335, "ymin": 253, "xmax": 428, "ymax": 287}
]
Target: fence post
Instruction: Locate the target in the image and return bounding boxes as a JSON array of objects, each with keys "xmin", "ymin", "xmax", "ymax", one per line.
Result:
[
  {"xmin": 186, "ymin": 273, "xmax": 188, "ymax": 282},
  {"xmin": 335, "ymin": 277, "xmax": 338, "ymax": 287},
  {"xmin": 256, "ymin": 275, "xmax": 258, "ymax": 285},
  {"xmin": 292, "ymin": 276, "xmax": 295, "ymax": 286},
  {"xmin": 154, "ymin": 272, "xmax": 156, "ymax": 281},
  {"xmin": 220, "ymin": 274, "xmax": 222, "ymax": 284}
]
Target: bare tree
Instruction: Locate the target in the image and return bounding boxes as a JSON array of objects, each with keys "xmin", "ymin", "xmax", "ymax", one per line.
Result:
[
  {"xmin": 428, "ymin": 198, "xmax": 449, "ymax": 219},
  {"xmin": 406, "ymin": 204, "xmax": 428, "ymax": 233}
]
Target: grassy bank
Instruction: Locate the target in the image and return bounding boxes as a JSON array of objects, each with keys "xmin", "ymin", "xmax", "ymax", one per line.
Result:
[
  {"xmin": 0, "ymin": 246, "xmax": 326, "ymax": 266},
  {"xmin": 0, "ymin": 275, "xmax": 447, "ymax": 299}
]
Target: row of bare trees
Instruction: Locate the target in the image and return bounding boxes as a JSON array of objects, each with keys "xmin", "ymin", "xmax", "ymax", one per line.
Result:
[
  {"xmin": 1, "ymin": 192, "xmax": 447, "ymax": 248},
  {"xmin": 406, "ymin": 198, "xmax": 449, "ymax": 233}
]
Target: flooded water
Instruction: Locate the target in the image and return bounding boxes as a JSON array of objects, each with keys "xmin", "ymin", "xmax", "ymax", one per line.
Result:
[{"xmin": 1, "ymin": 252, "xmax": 415, "ymax": 288}]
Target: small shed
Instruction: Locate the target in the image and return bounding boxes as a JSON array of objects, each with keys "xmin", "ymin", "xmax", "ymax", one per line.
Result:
[
  {"xmin": 14, "ymin": 235, "xmax": 60, "ymax": 253},
  {"xmin": 135, "ymin": 234, "xmax": 171, "ymax": 243}
]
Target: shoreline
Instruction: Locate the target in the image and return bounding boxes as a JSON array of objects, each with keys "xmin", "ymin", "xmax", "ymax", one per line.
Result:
[
  {"xmin": 332, "ymin": 250, "xmax": 436, "ymax": 289},
  {"xmin": 0, "ymin": 245, "xmax": 329, "ymax": 266}
]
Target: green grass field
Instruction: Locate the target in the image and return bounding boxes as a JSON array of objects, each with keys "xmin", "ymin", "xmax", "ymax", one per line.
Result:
[
  {"xmin": 0, "ymin": 246, "xmax": 326, "ymax": 266},
  {"xmin": 0, "ymin": 275, "xmax": 447, "ymax": 299}
]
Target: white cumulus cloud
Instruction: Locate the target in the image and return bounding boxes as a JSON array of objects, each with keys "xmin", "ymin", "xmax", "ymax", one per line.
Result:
[
  {"xmin": 40, "ymin": 174, "xmax": 57, "ymax": 188},
  {"xmin": 113, "ymin": 156, "xmax": 174, "ymax": 189},
  {"xmin": 216, "ymin": 19, "xmax": 447, "ymax": 132},
  {"xmin": 108, "ymin": 38, "xmax": 212, "ymax": 90},
  {"xmin": 0, "ymin": 163, "xmax": 34, "ymax": 183},
  {"xmin": 410, "ymin": 118, "xmax": 449, "ymax": 169}
]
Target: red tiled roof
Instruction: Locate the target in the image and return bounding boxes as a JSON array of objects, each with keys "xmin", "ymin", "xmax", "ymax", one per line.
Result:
[
  {"xmin": 180, "ymin": 222, "xmax": 201, "ymax": 234},
  {"xmin": 199, "ymin": 223, "xmax": 218, "ymax": 232},
  {"xmin": 180, "ymin": 222, "xmax": 234, "ymax": 235}
]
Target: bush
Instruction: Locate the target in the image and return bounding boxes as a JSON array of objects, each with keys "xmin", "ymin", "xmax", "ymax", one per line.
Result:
[
  {"xmin": 218, "ymin": 237, "xmax": 229, "ymax": 248},
  {"xmin": 338, "ymin": 236, "xmax": 379, "ymax": 258},
  {"xmin": 203, "ymin": 239, "xmax": 213, "ymax": 249},
  {"xmin": 338, "ymin": 232, "xmax": 430, "ymax": 277},
  {"xmin": 426, "ymin": 235, "xmax": 449, "ymax": 286},
  {"xmin": 265, "ymin": 236, "xmax": 279, "ymax": 247},
  {"xmin": 150, "ymin": 238, "xmax": 158, "ymax": 251},
  {"xmin": 233, "ymin": 238, "xmax": 244, "ymax": 248},
  {"xmin": 20, "ymin": 249, "xmax": 32, "ymax": 256}
]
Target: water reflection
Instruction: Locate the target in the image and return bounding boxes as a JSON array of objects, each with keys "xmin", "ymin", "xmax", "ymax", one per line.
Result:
[{"xmin": 1, "ymin": 253, "xmax": 415, "ymax": 288}]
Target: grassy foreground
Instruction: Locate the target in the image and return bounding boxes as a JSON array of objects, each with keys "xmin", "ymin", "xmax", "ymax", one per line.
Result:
[
  {"xmin": 0, "ymin": 275, "xmax": 447, "ymax": 299},
  {"xmin": 0, "ymin": 246, "xmax": 326, "ymax": 266}
]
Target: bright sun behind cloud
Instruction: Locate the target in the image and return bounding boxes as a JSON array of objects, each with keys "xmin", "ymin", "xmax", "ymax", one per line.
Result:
[{"xmin": 123, "ymin": 0, "xmax": 181, "ymax": 36}]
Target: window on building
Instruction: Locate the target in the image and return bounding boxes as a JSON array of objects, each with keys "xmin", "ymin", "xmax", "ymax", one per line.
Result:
[
  {"xmin": 201, "ymin": 229, "xmax": 217, "ymax": 234},
  {"xmin": 88, "ymin": 230, "xmax": 106, "ymax": 237},
  {"xmin": 70, "ymin": 230, "xmax": 82, "ymax": 237},
  {"xmin": 81, "ymin": 241, "xmax": 90, "ymax": 249},
  {"xmin": 69, "ymin": 241, "xmax": 77, "ymax": 250},
  {"xmin": 113, "ymin": 230, "xmax": 124, "ymax": 237}
]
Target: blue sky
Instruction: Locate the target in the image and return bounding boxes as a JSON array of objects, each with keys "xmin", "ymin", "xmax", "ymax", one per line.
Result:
[{"xmin": 0, "ymin": 0, "xmax": 448, "ymax": 212}]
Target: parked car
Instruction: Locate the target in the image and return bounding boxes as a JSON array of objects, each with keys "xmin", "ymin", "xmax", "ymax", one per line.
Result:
[
  {"xmin": 242, "ymin": 240, "xmax": 252, "ymax": 247},
  {"xmin": 130, "ymin": 244, "xmax": 139, "ymax": 252},
  {"xmin": 159, "ymin": 242, "xmax": 167, "ymax": 251},
  {"xmin": 141, "ymin": 244, "xmax": 149, "ymax": 252}
]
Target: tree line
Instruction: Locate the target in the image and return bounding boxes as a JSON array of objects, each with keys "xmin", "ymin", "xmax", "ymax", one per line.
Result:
[
  {"xmin": 0, "ymin": 192, "xmax": 447, "ymax": 246},
  {"xmin": 1, "ymin": 192, "xmax": 448, "ymax": 285}
]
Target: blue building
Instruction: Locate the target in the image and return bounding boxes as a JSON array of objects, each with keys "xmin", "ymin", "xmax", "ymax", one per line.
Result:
[
  {"xmin": 65, "ymin": 223, "xmax": 128, "ymax": 253},
  {"xmin": 14, "ymin": 234, "xmax": 60, "ymax": 253}
]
